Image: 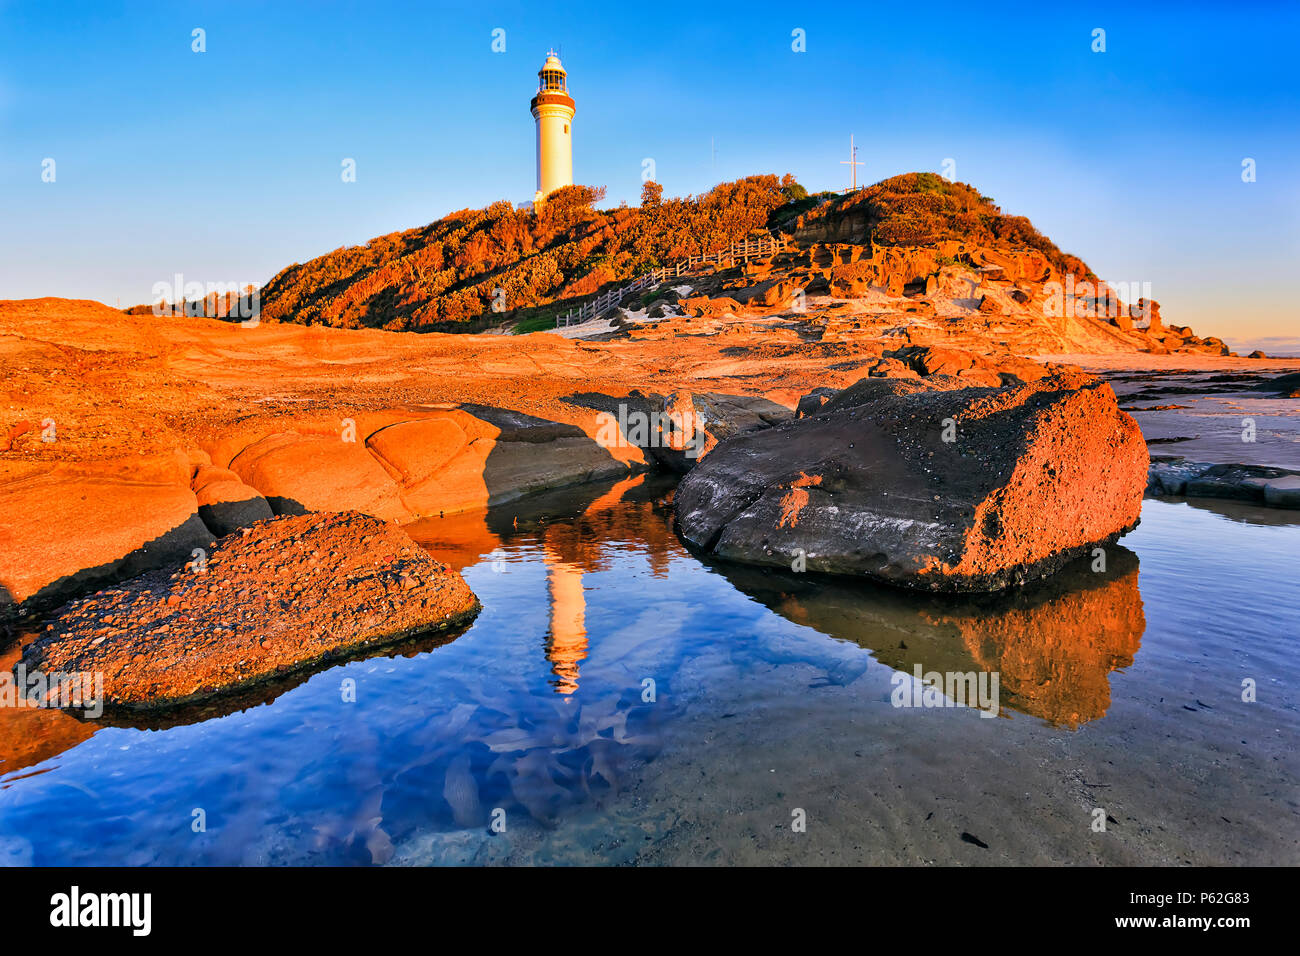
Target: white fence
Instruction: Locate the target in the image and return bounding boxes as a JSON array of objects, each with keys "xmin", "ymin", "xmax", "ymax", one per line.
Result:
[{"xmin": 556, "ymin": 235, "xmax": 788, "ymax": 327}]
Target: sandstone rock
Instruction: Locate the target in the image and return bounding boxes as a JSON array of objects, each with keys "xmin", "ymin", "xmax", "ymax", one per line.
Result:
[
  {"xmin": 18, "ymin": 512, "xmax": 480, "ymax": 712},
  {"xmin": 820, "ymin": 376, "xmax": 955, "ymax": 413},
  {"xmin": 470, "ymin": 432, "xmax": 630, "ymax": 504},
  {"xmin": 1183, "ymin": 463, "xmax": 1280, "ymax": 502},
  {"xmin": 868, "ymin": 357, "xmax": 920, "ymax": 379},
  {"xmin": 369, "ymin": 406, "xmax": 631, "ymax": 515},
  {"xmin": 366, "ymin": 415, "xmax": 475, "ymax": 486},
  {"xmin": 3, "ymin": 278, "xmax": 1238, "ymax": 638},
  {"xmin": 674, "ymin": 372, "xmax": 1148, "ymax": 591},
  {"xmin": 677, "ymin": 295, "xmax": 707, "ymax": 316},
  {"xmin": 807, "ymin": 244, "xmax": 837, "ymax": 270},
  {"xmin": 229, "ymin": 431, "xmax": 409, "ymax": 521},
  {"xmin": 756, "ymin": 279, "xmax": 796, "ymax": 309},
  {"xmin": 1145, "ymin": 459, "xmax": 1206, "ymax": 496},
  {"xmin": 956, "ymin": 366, "xmax": 1004, "ymax": 388},
  {"xmin": 648, "ymin": 391, "xmax": 793, "ymax": 472},
  {"xmin": 991, "ymin": 355, "xmax": 1053, "ymax": 384},
  {"xmin": 911, "ymin": 346, "xmax": 975, "ymax": 377},
  {"xmin": 1136, "ymin": 298, "xmax": 1162, "ymax": 330},
  {"xmin": 192, "ymin": 464, "xmax": 273, "ymax": 536},
  {"xmin": 0, "ymin": 475, "xmax": 213, "ymax": 622},
  {"xmin": 803, "ymin": 274, "xmax": 830, "ymax": 296},
  {"xmin": 829, "ymin": 261, "xmax": 875, "ymax": 297},
  {"xmin": 680, "ymin": 295, "xmax": 741, "ymax": 318},
  {"xmin": 1248, "ymin": 350, "xmax": 1267, "ymax": 359}
]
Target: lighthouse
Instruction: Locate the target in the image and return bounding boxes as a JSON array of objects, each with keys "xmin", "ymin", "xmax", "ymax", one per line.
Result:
[{"xmin": 530, "ymin": 51, "xmax": 575, "ymax": 204}]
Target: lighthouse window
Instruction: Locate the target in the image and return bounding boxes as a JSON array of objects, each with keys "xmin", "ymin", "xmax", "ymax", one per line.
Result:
[
  {"xmin": 563, "ymin": 124, "xmax": 569, "ymax": 133},
  {"xmin": 541, "ymin": 70, "xmax": 565, "ymax": 91}
]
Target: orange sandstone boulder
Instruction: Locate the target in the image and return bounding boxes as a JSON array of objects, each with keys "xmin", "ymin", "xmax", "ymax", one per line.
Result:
[
  {"xmin": 755, "ymin": 279, "xmax": 797, "ymax": 309},
  {"xmin": 674, "ymin": 372, "xmax": 1148, "ymax": 592},
  {"xmin": 0, "ymin": 475, "xmax": 213, "ymax": 622},
  {"xmin": 680, "ymin": 295, "xmax": 742, "ymax": 318},
  {"xmin": 228, "ymin": 432, "xmax": 409, "ymax": 521},
  {"xmin": 828, "ymin": 261, "xmax": 876, "ymax": 297},
  {"xmin": 191, "ymin": 464, "xmax": 273, "ymax": 536},
  {"xmin": 17, "ymin": 512, "xmax": 480, "ymax": 712},
  {"xmin": 912, "ymin": 346, "xmax": 975, "ymax": 377},
  {"xmin": 367, "ymin": 406, "xmax": 633, "ymax": 516}
]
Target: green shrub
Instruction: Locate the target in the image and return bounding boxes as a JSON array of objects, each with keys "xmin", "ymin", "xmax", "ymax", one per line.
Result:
[{"xmin": 511, "ymin": 314, "xmax": 559, "ymax": 334}]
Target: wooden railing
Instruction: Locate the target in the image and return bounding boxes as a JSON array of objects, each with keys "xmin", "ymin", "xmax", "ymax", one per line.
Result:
[{"xmin": 556, "ymin": 234, "xmax": 788, "ymax": 327}]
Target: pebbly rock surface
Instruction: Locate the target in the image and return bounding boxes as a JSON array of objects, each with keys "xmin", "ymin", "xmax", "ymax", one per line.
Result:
[
  {"xmin": 674, "ymin": 371, "xmax": 1148, "ymax": 592},
  {"xmin": 17, "ymin": 511, "xmax": 480, "ymax": 711}
]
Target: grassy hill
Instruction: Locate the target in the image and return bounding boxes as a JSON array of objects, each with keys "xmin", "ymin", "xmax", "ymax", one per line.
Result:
[
  {"xmin": 254, "ymin": 172, "xmax": 1094, "ymax": 332},
  {"xmin": 258, "ymin": 176, "xmax": 796, "ymax": 332},
  {"xmin": 796, "ymin": 173, "xmax": 1093, "ymax": 280}
]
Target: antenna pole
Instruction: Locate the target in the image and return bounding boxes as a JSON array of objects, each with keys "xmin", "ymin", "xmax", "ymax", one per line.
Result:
[{"xmin": 839, "ymin": 134, "xmax": 863, "ymax": 191}]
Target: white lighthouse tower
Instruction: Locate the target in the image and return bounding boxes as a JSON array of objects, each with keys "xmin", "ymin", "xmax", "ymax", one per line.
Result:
[{"xmin": 531, "ymin": 51, "xmax": 575, "ymax": 204}]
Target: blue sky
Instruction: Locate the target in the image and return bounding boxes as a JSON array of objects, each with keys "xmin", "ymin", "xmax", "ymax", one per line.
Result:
[{"xmin": 1, "ymin": 0, "xmax": 1297, "ymax": 349}]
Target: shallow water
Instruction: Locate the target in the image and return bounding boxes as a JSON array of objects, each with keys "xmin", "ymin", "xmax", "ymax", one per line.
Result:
[{"xmin": 1, "ymin": 475, "xmax": 1297, "ymax": 865}]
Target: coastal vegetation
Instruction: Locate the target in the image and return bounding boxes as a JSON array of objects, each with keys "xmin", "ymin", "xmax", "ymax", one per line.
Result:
[
  {"xmin": 255, "ymin": 172, "xmax": 1094, "ymax": 332},
  {"xmin": 258, "ymin": 175, "xmax": 793, "ymax": 331}
]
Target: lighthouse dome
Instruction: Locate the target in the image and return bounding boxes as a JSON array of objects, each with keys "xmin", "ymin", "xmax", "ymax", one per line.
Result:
[{"xmin": 538, "ymin": 52, "xmax": 568, "ymax": 92}]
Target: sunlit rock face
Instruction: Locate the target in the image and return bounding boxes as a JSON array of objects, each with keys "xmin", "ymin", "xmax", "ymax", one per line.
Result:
[{"xmin": 675, "ymin": 371, "xmax": 1149, "ymax": 592}]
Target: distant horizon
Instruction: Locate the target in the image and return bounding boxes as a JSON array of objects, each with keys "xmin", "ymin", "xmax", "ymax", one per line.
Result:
[{"xmin": 2, "ymin": 0, "xmax": 1296, "ymax": 348}]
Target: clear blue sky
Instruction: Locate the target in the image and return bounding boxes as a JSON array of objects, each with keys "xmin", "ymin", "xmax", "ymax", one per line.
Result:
[{"xmin": 1, "ymin": 0, "xmax": 1297, "ymax": 350}]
